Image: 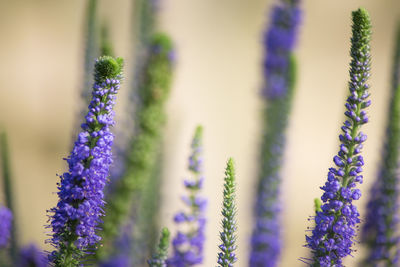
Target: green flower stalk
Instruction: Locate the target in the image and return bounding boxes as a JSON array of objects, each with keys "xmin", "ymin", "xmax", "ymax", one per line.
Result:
[
  {"xmin": 361, "ymin": 22, "xmax": 400, "ymax": 266},
  {"xmin": 81, "ymin": 0, "xmax": 99, "ymax": 104},
  {"xmin": 0, "ymin": 132, "xmax": 18, "ymax": 262},
  {"xmin": 130, "ymin": 0, "xmax": 158, "ymax": 118},
  {"xmin": 125, "ymin": 1, "xmax": 169, "ymax": 263},
  {"xmin": 96, "ymin": 33, "xmax": 174, "ymax": 261},
  {"xmin": 133, "ymin": 0, "xmax": 156, "ymax": 49},
  {"xmin": 131, "ymin": 157, "xmax": 163, "ymax": 265},
  {"xmin": 217, "ymin": 158, "xmax": 238, "ymax": 267},
  {"xmin": 100, "ymin": 22, "xmax": 114, "ymax": 57},
  {"xmin": 147, "ymin": 228, "xmax": 170, "ymax": 267}
]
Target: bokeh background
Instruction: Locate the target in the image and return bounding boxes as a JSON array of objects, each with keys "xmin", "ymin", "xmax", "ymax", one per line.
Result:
[{"xmin": 0, "ymin": 0, "xmax": 400, "ymax": 266}]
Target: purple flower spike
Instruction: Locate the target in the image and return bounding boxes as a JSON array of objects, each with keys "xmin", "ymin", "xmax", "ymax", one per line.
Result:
[
  {"xmin": 168, "ymin": 126, "xmax": 206, "ymax": 266},
  {"xmin": 0, "ymin": 205, "xmax": 12, "ymax": 248},
  {"xmin": 250, "ymin": 0, "xmax": 301, "ymax": 266},
  {"xmin": 48, "ymin": 56, "xmax": 123, "ymax": 266},
  {"xmin": 361, "ymin": 22, "xmax": 400, "ymax": 266},
  {"xmin": 305, "ymin": 8, "xmax": 371, "ymax": 266}
]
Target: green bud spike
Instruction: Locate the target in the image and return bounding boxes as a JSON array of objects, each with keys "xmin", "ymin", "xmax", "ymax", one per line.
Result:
[
  {"xmin": 94, "ymin": 56, "xmax": 123, "ymax": 84},
  {"xmin": 100, "ymin": 22, "xmax": 115, "ymax": 57},
  {"xmin": 217, "ymin": 158, "xmax": 237, "ymax": 267}
]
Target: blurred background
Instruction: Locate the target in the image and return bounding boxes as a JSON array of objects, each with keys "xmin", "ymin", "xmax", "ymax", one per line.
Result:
[{"xmin": 0, "ymin": 0, "xmax": 399, "ymax": 266}]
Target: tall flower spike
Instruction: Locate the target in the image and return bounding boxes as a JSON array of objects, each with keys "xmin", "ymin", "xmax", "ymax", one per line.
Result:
[
  {"xmin": 96, "ymin": 33, "xmax": 174, "ymax": 262},
  {"xmin": 0, "ymin": 205, "xmax": 12, "ymax": 248},
  {"xmin": 305, "ymin": 8, "xmax": 371, "ymax": 266},
  {"xmin": 361, "ymin": 22, "xmax": 400, "ymax": 266},
  {"xmin": 148, "ymin": 228, "xmax": 170, "ymax": 267},
  {"xmin": 168, "ymin": 126, "xmax": 207, "ymax": 266},
  {"xmin": 48, "ymin": 56, "xmax": 123, "ymax": 266},
  {"xmin": 250, "ymin": 0, "xmax": 301, "ymax": 266},
  {"xmin": 217, "ymin": 158, "xmax": 237, "ymax": 267}
]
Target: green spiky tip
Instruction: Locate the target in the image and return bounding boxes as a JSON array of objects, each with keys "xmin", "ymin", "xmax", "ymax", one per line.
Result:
[
  {"xmin": 226, "ymin": 158, "xmax": 235, "ymax": 175},
  {"xmin": 224, "ymin": 158, "xmax": 236, "ymax": 195},
  {"xmin": 159, "ymin": 227, "xmax": 170, "ymax": 246},
  {"xmin": 194, "ymin": 125, "xmax": 203, "ymax": 140},
  {"xmin": 151, "ymin": 33, "xmax": 174, "ymax": 54},
  {"xmin": 352, "ymin": 8, "xmax": 371, "ymax": 30},
  {"xmin": 94, "ymin": 56, "xmax": 123, "ymax": 83}
]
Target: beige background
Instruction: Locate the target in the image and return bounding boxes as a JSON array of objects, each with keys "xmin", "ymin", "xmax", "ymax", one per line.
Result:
[{"xmin": 0, "ymin": 0, "xmax": 399, "ymax": 266}]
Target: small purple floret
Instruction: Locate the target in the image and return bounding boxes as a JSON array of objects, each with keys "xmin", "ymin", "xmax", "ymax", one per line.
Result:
[{"xmin": 0, "ymin": 205, "xmax": 12, "ymax": 248}]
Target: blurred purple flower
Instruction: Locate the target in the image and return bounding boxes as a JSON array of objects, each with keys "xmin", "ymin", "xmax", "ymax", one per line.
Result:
[
  {"xmin": 168, "ymin": 126, "xmax": 206, "ymax": 266},
  {"xmin": 0, "ymin": 205, "xmax": 12, "ymax": 248}
]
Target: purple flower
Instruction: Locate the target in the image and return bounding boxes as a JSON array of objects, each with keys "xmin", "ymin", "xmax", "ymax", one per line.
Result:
[
  {"xmin": 262, "ymin": 0, "xmax": 301, "ymax": 99},
  {"xmin": 168, "ymin": 126, "xmax": 206, "ymax": 266},
  {"xmin": 48, "ymin": 56, "xmax": 123, "ymax": 265},
  {"xmin": 18, "ymin": 243, "xmax": 48, "ymax": 267},
  {"xmin": 0, "ymin": 205, "xmax": 12, "ymax": 248},
  {"xmin": 305, "ymin": 8, "xmax": 371, "ymax": 266}
]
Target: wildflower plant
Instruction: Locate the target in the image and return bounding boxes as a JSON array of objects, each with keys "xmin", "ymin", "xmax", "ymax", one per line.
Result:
[
  {"xmin": 168, "ymin": 126, "xmax": 206, "ymax": 266},
  {"xmin": 304, "ymin": 8, "xmax": 371, "ymax": 266},
  {"xmin": 249, "ymin": 0, "xmax": 301, "ymax": 265},
  {"xmin": 361, "ymin": 23, "xmax": 400, "ymax": 266},
  {"xmin": 48, "ymin": 56, "xmax": 123, "ymax": 266},
  {"xmin": 217, "ymin": 158, "xmax": 237, "ymax": 267},
  {"xmin": 148, "ymin": 227, "xmax": 170, "ymax": 267}
]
